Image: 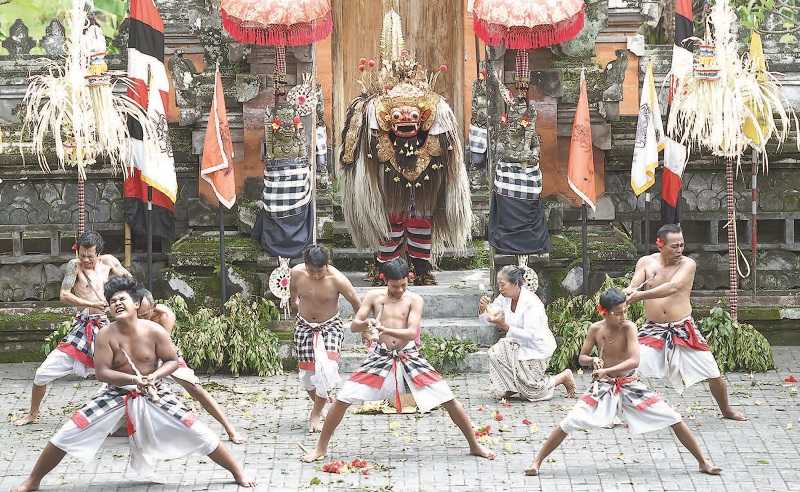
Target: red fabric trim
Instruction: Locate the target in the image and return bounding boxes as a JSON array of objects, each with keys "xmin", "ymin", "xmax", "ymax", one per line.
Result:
[
  {"xmin": 124, "ymin": 392, "xmax": 139, "ymax": 436},
  {"xmin": 298, "ymin": 351, "xmax": 340, "ymax": 371},
  {"xmin": 71, "ymin": 411, "xmax": 90, "ymax": 429},
  {"xmin": 661, "ymin": 168, "xmax": 683, "ymax": 207},
  {"xmin": 580, "ymin": 394, "xmax": 598, "ymax": 407},
  {"xmin": 57, "ymin": 343, "xmax": 94, "ymax": 368},
  {"xmin": 220, "ymin": 9, "xmax": 332, "ymax": 46},
  {"xmin": 123, "ymin": 168, "xmax": 176, "ymax": 210},
  {"xmin": 410, "ymin": 370, "xmax": 442, "ymax": 388},
  {"xmin": 181, "ymin": 414, "xmax": 195, "ymax": 427},
  {"xmin": 635, "ymin": 395, "xmax": 662, "ymax": 410},
  {"xmin": 638, "ymin": 336, "xmax": 665, "ymax": 350},
  {"xmin": 129, "ymin": 0, "xmax": 165, "ymax": 32},
  {"xmin": 473, "ymin": 9, "xmax": 585, "ymax": 49},
  {"xmin": 127, "ymin": 78, "xmax": 148, "ymax": 109},
  {"xmin": 349, "ymin": 371, "xmax": 384, "ymax": 389},
  {"xmin": 405, "ymin": 216, "xmax": 433, "ymax": 228},
  {"xmin": 674, "ymin": 320, "xmax": 710, "ymax": 351}
]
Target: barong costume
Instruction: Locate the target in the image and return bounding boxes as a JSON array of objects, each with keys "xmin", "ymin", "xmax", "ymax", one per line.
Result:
[
  {"xmin": 252, "ymin": 99, "xmax": 313, "ymax": 259},
  {"xmin": 35, "ymin": 312, "xmax": 109, "ymax": 385},
  {"xmin": 483, "ymin": 288, "xmax": 556, "ymax": 401},
  {"xmin": 337, "ymin": 341, "xmax": 454, "ymax": 413},
  {"xmin": 51, "ymin": 381, "xmax": 218, "ymax": 478},
  {"xmin": 339, "ymin": 10, "xmax": 472, "ymax": 278},
  {"xmin": 638, "ymin": 316, "xmax": 721, "ymax": 392},
  {"xmin": 295, "ymin": 314, "xmax": 344, "ymax": 397},
  {"xmin": 487, "ymin": 95, "xmax": 550, "ymax": 255},
  {"xmin": 560, "ymin": 372, "xmax": 681, "ymax": 435}
]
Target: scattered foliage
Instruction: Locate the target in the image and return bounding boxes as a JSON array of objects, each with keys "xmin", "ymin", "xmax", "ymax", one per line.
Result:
[
  {"xmin": 420, "ymin": 332, "xmax": 478, "ymax": 373},
  {"xmin": 165, "ymin": 294, "xmax": 283, "ymax": 377}
]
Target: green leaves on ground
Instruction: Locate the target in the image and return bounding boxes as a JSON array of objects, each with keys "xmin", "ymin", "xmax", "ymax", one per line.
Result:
[
  {"xmin": 698, "ymin": 306, "xmax": 774, "ymax": 372},
  {"xmin": 165, "ymin": 294, "xmax": 284, "ymax": 377},
  {"xmin": 420, "ymin": 332, "xmax": 477, "ymax": 374}
]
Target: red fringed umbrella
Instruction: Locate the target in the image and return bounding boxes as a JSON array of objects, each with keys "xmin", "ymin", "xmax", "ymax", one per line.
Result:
[
  {"xmin": 473, "ymin": 0, "xmax": 585, "ymax": 87},
  {"xmin": 472, "ymin": 0, "xmax": 585, "ymax": 49},
  {"xmin": 220, "ymin": 0, "xmax": 333, "ymax": 46}
]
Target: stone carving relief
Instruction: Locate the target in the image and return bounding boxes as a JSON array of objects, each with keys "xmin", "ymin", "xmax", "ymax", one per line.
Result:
[
  {"xmin": 39, "ymin": 19, "xmax": 66, "ymax": 58},
  {"xmin": 2, "ymin": 19, "xmax": 36, "ymax": 58},
  {"xmin": 168, "ymin": 49, "xmax": 202, "ymax": 126}
]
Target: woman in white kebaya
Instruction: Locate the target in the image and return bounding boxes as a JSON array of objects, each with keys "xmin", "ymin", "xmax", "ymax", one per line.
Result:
[{"xmin": 479, "ymin": 265, "xmax": 576, "ymax": 401}]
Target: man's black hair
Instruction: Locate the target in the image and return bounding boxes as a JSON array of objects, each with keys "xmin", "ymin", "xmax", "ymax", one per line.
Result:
[
  {"xmin": 656, "ymin": 224, "xmax": 682, "ymax": 242},
  {"xmin": 599, "ymin": 288, "xmax": 626, "ymax": 310},
  {"xmin": 77, "ymin": 231, "xmax": 104, "ymax": 254},
  {"xmin": 382, "ymin": 257, "xmax": 409, "ymax": 281},
  {"xmin": 303, "ymin": 244, "xmax": 330, "ymax": 268},
  {"xmin": 104, "ymin": 276, "xmax": 142, "ymax": 304}
]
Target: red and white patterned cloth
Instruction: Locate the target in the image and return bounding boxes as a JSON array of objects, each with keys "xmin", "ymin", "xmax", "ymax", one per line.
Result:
[{"xmin": 472, "ymin": 0, "xmax": 585, "ymax": 49}]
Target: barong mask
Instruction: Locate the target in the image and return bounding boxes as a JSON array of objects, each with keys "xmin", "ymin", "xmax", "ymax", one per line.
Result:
[
  {"xmin": 337, "ymin": 7, "xmax": 472, "ymax": 261},
  {"xmin": 263, "ymin": 103, "xmax": 306, "ymax": 161}
]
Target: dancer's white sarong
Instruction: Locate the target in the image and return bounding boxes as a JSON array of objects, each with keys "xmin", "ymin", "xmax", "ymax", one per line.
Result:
[
  {"xmin": 51, "ymin": 383, "xmax": 219, "ymax": 478},
  {"xmin": 337, "ymin": 341, "xmax": 454, "ymax": 413},
  {"xmin": 560, "ymin": 373, "xmax": 681, "ymax": 435},
  {"xmin": 638, "ymin": 316, "xmax": 721, "ymax": 392}
]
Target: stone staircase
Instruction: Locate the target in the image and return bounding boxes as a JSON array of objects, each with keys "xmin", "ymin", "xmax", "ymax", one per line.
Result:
[{"xmin": 335, "ymin": 269, "xmax": 496, "ymax": 374}]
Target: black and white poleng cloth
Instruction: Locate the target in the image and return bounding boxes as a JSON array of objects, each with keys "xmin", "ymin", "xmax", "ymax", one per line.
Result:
[
  {"xmin": 469, "ymin": 125, "xmax": 488, "ymax": 154},
  {"xmin": 258, "ymin": 157, "xmax": 312, "ymax": 218},
  {"xmin": 494, "ymin": 160, "xmax": 543, "ymax": 201}
]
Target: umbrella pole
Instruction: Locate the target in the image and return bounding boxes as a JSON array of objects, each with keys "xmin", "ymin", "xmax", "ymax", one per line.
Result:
[
  {"xmin": 644, "ymin": 191, "xmax": 651, "ymax": 253},
  {"xmin": 725, "ymin": 158, "xmax": 737, "ymax": 321},
  {"xmin": 77, "ymin": 171, "xmax": 86, "ymax": 235},
  {"xmin": 146, "ymin": 185, "xmax": 153, "ymax": 292},
  {"xmin": 218, "ymin": 204, "xmax": 227, "ymax": 314},
  {"xmin": 582, "ymin": 203, "xmax": 589, "ymax": 296},
  {"xmin": 751, "ymin": 149, "xmax": 758, "ymax": 299},
  {"xmin": 310, "ymin": 45, "xmax": 318, "ymax": 245}
]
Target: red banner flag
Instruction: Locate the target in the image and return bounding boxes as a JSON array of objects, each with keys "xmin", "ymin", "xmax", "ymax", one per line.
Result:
[
  {"xmin": 567, "ymin": 70, "xmax": 596, "ymax": 210},
  {"xmin": 200, "ymin": 65, "xmax": 236, "ymax": 209}
]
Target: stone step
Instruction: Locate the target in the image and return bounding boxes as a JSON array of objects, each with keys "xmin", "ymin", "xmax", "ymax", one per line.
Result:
[
  {"xmin": 338, "ymin": 285, "xmax": 484, "ymax": 319},
  {"xmin": 341, "ymin": 317, "xmax": 500, "ymax": 347},
  {"xmin": 329, "ymin": 247, "xmax": 481, "ymax": 271},
  {"xmin": 337, "ymin": 349, "xmax": 490, "ymax": 374}
]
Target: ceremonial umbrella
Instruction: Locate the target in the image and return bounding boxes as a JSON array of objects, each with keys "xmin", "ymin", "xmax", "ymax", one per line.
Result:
[
  {"xmin": 472, "ymin": 0, "xmax": 585, "ymax": 85},
  {"xmin": 220, "ymin": 0, "xmax": 332, "ymax": 94}
]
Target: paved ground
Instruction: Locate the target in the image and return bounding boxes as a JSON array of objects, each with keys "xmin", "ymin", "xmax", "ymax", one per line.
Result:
[{"xmin": 1, "ymin": 348, "xmax": 799, "ymax": 492}]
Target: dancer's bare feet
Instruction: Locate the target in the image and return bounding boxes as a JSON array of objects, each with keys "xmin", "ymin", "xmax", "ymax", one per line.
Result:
[
  {"xmin": 301, "ymin": 447, "xmax": 326, "ymax": 462},
  {"xmin": 562, "ymin": 369, "xmax": 576, "ymax": 398},
  {"xmin": 228, "ymin": 430, "xmax": 246, "ymax": 444},
  {"xmin": 308, "ymin": 411, "xmax": 324, "ymax": 433},
  {"xmin": 721, "ymin": 409, "xmax": 747, "ymax": 421},
  {"xmin": 699, "ymin": 461, "xmax": 722, "ymax": 475},
  {"xmin": 232, "ymin": 470, "xmax": 256, "ymax": 487},
  {"xmin": 12, "ymin": 477, "xmax": 40, "ymax": 492},
  {"xmin": 14, "ymin": 413, "xmax": 38, "ymax": 426},
  {"xmin": 469, "ymin": 444, "xmax": 496, "ymax": 460}
]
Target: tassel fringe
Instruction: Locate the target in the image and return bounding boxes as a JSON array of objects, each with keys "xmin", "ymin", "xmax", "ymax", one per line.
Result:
[
  {"xmin": 473, "ymin": 8, "xmax": 585, "ymax": 49},
  {"xmin": 221, "ymin": 9, "xmax": 333, "ymax": 46}
]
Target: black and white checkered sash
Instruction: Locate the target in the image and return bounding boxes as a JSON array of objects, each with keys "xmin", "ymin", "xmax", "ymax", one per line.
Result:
[
  {"xmin": 57, "ymin": 312, "xmax": 109, "ymax": 368},
  {"xmin": 349, "ymin": 343, "xmax": 443, "ymax": 407},
  {"xmin": 294, "ymin": 314, "xmax": 344, "ymax": 371},
  {"xmin": 259, "ymin": 157, "xmax": 312, "ymax": 218},
  {"xmin": 469, "ymin": 125, "xmax": 488, "ymax": 154},
  {"xmin": 579, "ymin": 371, "xmax": 662, "ymax": 411},
  {"xmin": 70, "ymin": 380, "xmax": 196, "ymax": 433},
  {"xmin": 639, "ymin": 316, "xmax": 709, "ymax": 352},
  {"xmin": 494, "ymin": 160, "xmax": 543, "ymax": 200}
]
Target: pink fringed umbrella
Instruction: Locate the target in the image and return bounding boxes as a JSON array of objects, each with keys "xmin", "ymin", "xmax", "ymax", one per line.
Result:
[
  {"xmin": 220, "ymin": 0, "xmax": 332, "ymax": 46},
  {"xmin": 473, "ymin": 0, "xmax": 585, "ymax": 87},
  {"xmin": 472, "ymin": 0, "xmax": 585, "ymax": 49}
]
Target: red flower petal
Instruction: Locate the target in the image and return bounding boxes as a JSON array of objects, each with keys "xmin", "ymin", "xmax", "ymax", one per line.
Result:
[
  {"xmin": 494, "ymin": 411, "xmax": 504, "ymax": 421},
  {"xmin": 522, "ymin": 418, "xmax": 532, "ymax": 425},
  {"xmin": 785, "ymin": 375, "xmax": 798, "ymax": 383}
]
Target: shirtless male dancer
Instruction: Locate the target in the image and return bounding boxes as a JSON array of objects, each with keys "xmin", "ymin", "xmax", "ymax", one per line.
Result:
[
  {"xmin": 626, "ymin": 224, "xmax": 745, "ymax": 420},
  {"xmin": 290, "ymin": 245, "xmax": 361, "ymax": 432},
  {"xmin": 525, "ymin": 288, "xmax": 720, "ymax": 477},
  {"xmin": 137, "ymin": 288, "xmax": 244, "ymax": 443},
  {"xmin": 13, "ymin": 277, "xmax": 254, "ymax": 491},
  {"xmin": 16, "ymin": 231, "xmax": 130, "ymax": 426},
  {"xmin": 302, "ymin": 258, "xmax": 495, "ymax": 462}
]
